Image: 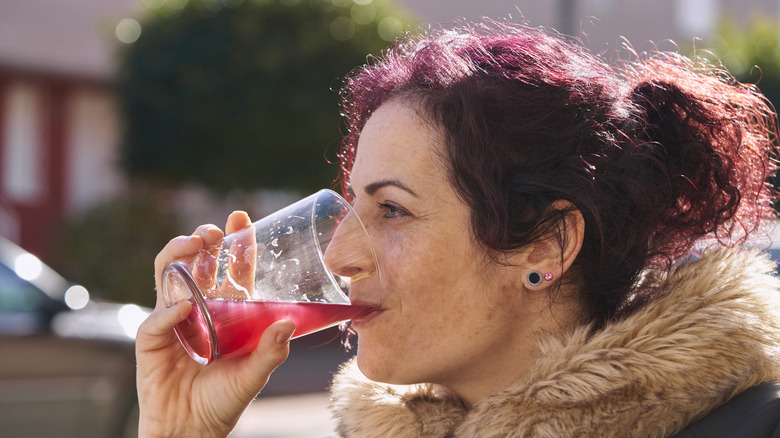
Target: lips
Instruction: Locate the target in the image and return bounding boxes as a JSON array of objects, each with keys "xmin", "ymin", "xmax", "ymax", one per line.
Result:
[{"xmin": 351, "ymin": 306, "xmax": 385, "ymax": 328}]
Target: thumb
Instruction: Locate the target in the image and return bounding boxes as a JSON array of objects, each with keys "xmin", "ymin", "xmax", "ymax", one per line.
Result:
[{"xmin": 232, "ymin": 320, "xmax": 295, "ymax": 393}]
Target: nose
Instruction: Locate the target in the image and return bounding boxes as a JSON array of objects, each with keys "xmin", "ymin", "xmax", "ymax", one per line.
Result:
[{"xmin": 322, "ymin": 211, "xmax": 377, "ymax": 283}]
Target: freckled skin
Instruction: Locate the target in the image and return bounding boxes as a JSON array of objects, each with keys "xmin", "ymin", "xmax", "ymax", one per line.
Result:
[{"xmin": 347, "ymin": 100, "xmax": 567, "ymax": 405}]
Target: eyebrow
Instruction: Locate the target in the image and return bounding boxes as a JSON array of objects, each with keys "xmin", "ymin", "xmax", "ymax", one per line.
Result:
[{"xmin": 348, "ymin": 179, "xmax": 419, "ymax": 198}]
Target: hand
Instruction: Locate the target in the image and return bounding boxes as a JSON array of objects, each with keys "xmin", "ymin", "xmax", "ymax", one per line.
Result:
[{"xmin": 136, "ymin": 211, "xmax": 296, "ymax": 437}]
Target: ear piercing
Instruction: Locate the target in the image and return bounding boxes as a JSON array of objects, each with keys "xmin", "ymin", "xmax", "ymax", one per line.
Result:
[{"xmin": 527, "ymin": 271, "xmax": 553, "ymax": 286}]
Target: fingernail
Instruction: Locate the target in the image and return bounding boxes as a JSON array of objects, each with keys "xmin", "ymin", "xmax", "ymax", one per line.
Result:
[{"xmin": 276, "ymin": 328, "xmax": 294, "ymax": 345}]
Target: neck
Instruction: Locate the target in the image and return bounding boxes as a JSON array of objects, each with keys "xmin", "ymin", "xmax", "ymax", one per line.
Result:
[
  {"xmin": 443, "ymin": 291, "xmax": 584, "ymax": 406},
  {"xmin": 443, "ymin": 341, "xmax": 541, "ymax": 406}
]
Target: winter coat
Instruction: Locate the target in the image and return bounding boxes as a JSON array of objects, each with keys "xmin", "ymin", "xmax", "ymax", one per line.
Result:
[{"xmin": 328, "ymin": 248, "xmax": 780, "ymax": 437}]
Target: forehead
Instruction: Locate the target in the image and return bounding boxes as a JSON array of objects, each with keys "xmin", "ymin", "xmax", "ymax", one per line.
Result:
[{"xmin": 350, "ymin": 100, "xmax": 445, "ymax": 187}]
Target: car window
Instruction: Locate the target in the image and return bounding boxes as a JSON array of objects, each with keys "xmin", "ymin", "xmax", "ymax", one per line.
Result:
[{"xmin": 0, "ymin": 263, "xmax": 43, "ymax": 312}]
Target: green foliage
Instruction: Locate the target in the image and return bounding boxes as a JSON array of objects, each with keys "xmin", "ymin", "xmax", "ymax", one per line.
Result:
[
  {"xmin": 118, "ymin": 0, "xmax": 415, "ymax": 193},
  {"xmin": 50, "ymin": 187, "xmax": 181, "ymax": 307},
  {"xmin": 697, "ymin": 17, "xmax": 780, "ymax": 112}
]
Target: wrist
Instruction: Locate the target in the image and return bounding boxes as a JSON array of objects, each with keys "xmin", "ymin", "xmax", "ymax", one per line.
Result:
[{"xmin": 138, "ymin": 417, "xmax": 230, "ymax": 438}]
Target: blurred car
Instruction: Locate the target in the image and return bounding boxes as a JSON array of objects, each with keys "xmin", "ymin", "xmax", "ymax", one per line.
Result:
[{"xmin": 0, "ymin": 237, "xmax": 151, "ymax": 438}]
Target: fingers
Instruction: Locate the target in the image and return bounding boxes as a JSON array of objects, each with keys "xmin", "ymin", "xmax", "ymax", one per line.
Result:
[
  {"xmin": 136, "ymin": 300, "xmax": 192, "ymax": 352},
  {"xmin": 196, "ymin": 224, "xmax": 225, "ymax": 247},
  {"xmin": 155, "ymin": 211, "xmax": 258, "ymax": 306},
  {"xmin": 192, "ymin": 225, "xmax": 224, "ymax": 296},
  {"xmin": 231, "ymin": 320, "xmax": 295, "ymax": 396},
  {"xmin": 154, "ymin": 236, "xmax": 204, "ymax": 308},
  {"xmin": 222, "ymin": 212, "xmax": 257, "ymax": 300},
  {"xmin": 225, "ymin": 211, "xmax": 252, "ymax": 235}
]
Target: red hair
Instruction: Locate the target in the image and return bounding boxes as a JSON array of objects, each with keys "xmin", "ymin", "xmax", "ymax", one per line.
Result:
[{"xmin": 337, "ymin": 21, "xmax": 779, "ymax": 325}]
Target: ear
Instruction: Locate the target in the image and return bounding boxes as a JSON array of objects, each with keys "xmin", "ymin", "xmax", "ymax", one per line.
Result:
[{"xmin": 520, "ymin": 200, "xmax": 584, "ymax": 290}]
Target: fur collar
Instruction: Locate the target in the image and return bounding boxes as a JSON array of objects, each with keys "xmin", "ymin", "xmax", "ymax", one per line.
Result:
[{"xmin": 329, "ymin": 249, "xmax": 780, "ymax": 437}]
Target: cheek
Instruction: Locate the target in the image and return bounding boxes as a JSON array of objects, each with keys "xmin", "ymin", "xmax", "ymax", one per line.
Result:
[
  {"xmin": 384, "ymin": 229, "xmax": 479, "ymax": 328},
  {"xmin": 381, "ymin": 227, "xmax": 449, "ymax": 292}
]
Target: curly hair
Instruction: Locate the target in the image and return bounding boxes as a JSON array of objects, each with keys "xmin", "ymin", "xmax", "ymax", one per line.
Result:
[{"xmin": 336, "ymin": 21, "xmax": 779, "ymax": 327}]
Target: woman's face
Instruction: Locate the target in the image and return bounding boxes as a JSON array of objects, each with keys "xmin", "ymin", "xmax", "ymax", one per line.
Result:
[{"xmin": 347, "ymin": 100, "xmax": 543, "ymax": 398}]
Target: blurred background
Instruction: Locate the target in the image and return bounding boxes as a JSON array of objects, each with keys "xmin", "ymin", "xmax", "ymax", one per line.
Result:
[{"xmin": 2, "ymin": 0, "xmax": 780, "ymax": 437}]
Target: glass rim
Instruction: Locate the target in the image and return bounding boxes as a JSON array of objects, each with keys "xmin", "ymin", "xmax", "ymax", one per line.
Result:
[
  {"xmin": 310, "ymin": 189, "xmax": 382, "ymax": 303},
  {"xmin": 161, "ymin": 188, "xmax": 382, "ymax": 365},
  {"xmin": 163, "ymin": 261, "xmax": 219, "ymax": 364}
]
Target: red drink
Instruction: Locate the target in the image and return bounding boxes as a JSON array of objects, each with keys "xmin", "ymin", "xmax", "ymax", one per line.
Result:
[{"xmin": 174, "ymin": 298, "xmax": 373, "ymax": 362}]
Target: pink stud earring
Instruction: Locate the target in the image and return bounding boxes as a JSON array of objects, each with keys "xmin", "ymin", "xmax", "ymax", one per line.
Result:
[{"xmin": 528, "ymin": 271, "xmax": 554, "ymax": 287}]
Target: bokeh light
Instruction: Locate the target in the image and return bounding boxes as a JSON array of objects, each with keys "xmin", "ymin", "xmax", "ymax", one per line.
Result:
[
  {"xmin": 14, "ymin": 253, "xmax": 42, "ymax": 281},
  {"xmin": 118, "ymin": 304, "xmax": 151, "ymax": 337},
  {"xmin": 142, "ymin": 0, "xmax": 166, "ymax": 9},
  {"xmin": 221, "ymin": 0, "xmax": 246, "ymax": 8},
  {"xmin": 351, "ymin": 3, "xmax": 376, "ymax": 25},
  {"xmin": 377, "ymin": 16, "xmax": 403, "ymax": 41},
  {"xmin": 331, "ymin": 16, "xmax": 356, "ymax": 41},
  {"xmin": 115, "ymin": 18, "xmax": 142, "ymax": 44},
  {"xmin": 65, "ymin": 285, "xmax": 90, "ymax": 310},
  {"xmin": 167, "ymin": 0, "xmax": 189, "ymax": 9}
]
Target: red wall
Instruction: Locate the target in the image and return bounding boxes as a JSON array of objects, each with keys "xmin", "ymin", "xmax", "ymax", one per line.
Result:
[{"xmin": 0, "ymin": 74, "xmax": 70, "ymax": 260}]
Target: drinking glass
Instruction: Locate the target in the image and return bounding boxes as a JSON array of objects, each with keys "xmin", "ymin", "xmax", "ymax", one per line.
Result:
[{"xmin": 160, "ymin": 189, "xmax": 381, "ymax": 365}]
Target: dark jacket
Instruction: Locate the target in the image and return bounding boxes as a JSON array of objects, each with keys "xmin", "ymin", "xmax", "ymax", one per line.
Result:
[
  {"xmin": 671, "ymin": 381, "xmax": 780, "ymax": 437},
  {"xmin": 329, "ymin": 249, "xmax": 780, "ymax": 437}
]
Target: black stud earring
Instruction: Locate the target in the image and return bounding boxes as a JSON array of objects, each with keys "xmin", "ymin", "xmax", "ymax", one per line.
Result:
[{"xmin": 527, "ymin": 270, "xmax": 542, "ymax": 286}]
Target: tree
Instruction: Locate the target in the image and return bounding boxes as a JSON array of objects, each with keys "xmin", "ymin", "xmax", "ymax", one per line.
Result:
[
  {"xmin": 697, "ymin": 17, "xmax": 780, "ymax": 115},
  {"xmin": 118, "ymin": 0, "xmax": 415, "ymax": 193},
  {"xmin": 52, "ymin": 186, "xmax": 181, "ymax": 307}
]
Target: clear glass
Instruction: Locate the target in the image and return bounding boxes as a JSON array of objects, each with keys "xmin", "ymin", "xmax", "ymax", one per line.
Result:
[{"xmin": 161, "ymin": 189, "xmax": 381, "ymax": 365}]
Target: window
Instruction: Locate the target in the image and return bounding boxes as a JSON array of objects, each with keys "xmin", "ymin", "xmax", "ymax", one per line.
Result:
[
  {"xmin": 675, "ymin": 0, "xmax": 718, "ymax": 37},
  {"xmin": 2, "ymin": 82, "xmax": 46, "ymax": 203}
]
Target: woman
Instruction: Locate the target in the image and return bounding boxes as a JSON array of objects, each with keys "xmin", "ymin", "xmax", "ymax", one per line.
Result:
[{"xmin": 137, "ymin": 21, "xmax": 780, "ymax": 437}]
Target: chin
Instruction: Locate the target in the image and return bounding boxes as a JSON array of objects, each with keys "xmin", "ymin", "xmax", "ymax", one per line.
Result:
[
  {"xmin": 355, "ymin": 346, "xmax": 416, "ymax": 385},
  {"xmin": 355, "ymin": 343, "xmax": 392, "ymax": 383}
]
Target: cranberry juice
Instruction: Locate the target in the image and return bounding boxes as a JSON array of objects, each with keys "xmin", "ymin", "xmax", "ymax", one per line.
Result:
[{"xmin": 175, "ymin": 299, "xmax": 373, "ymax": 362}]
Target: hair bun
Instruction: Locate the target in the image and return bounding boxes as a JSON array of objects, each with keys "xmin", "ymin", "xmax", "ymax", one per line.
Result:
[{"xmin": 626, "ymin": 63, "xmax": 776, "ymax": 258}]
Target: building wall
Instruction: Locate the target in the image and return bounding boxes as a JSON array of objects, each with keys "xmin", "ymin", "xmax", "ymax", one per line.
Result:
[
  {"xmin": 65, "ymin": 87, "xmax": 124, "ymax": 214},
  {"xmin": 0, "ymin": 72, "xmax": 121, "ymax": 258},
  {"xmin": 0, "ymin": 76, "xmax": 67, "ymax": 257},
  {"xmin": 1, "ymin": 0, "xmax": 779, "ymax": 258},
  {"xmin": 398, "ymin": 0, "xmax": 780, "ymax": 51}
]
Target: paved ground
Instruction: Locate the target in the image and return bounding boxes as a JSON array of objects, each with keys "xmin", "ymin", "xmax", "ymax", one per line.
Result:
[
  {"xmin": 229, "ymin": 328, "xmax": 350, "ymax": 437},
  {"xmin": 231, "ymin": 392, "xmax": 336, "ymax": 438}
]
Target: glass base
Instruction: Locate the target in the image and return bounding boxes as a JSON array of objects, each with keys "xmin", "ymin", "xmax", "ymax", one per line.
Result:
[{"xmin": 161, "ymin": 262, "xmax": 218, "ymax": 365}]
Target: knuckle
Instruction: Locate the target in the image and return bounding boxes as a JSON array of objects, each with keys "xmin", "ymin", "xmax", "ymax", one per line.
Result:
[{"xmin": 154, "ymin": 236, "xmax": 188, "ymax": 269}]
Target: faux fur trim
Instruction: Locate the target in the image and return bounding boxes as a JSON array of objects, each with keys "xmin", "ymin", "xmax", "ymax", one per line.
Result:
[{"xmin": 329, "ymin": 249, "xmax": 780, "ymax": 437}]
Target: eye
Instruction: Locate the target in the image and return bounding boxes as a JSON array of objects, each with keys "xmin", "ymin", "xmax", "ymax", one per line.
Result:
[{"xmin": 378, "ymin": 202, "xmax": 409, "ymax": 219}]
